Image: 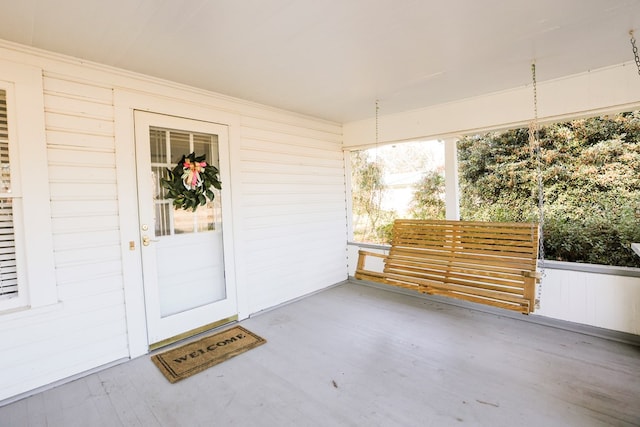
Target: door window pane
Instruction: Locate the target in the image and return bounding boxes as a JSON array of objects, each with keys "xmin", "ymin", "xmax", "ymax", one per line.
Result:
[
  {"xmin": 149, "ymin": 127, "xmax": 220, "ymax": 237},
  {"xmin": 169, "ymin": 131, "xmax": 190, "ymax": 163},
  {"xmin": 149, "ymin": 128, "xmax": 166, "ymax": 163}
]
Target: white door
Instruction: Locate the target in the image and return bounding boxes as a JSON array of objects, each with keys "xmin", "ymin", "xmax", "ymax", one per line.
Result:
[{"xmin": 134, "ymin": 111, "xmax": 237, "ymax": 346}]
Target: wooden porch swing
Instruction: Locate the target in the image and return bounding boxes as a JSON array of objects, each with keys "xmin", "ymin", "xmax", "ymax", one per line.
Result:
[
  {"xmin": 355, "ymin": 65, "xmax": 545, "ymax": 315},
  {"xmin": 355, "ymin": 219, "xmax": 541, "ymax": 314}
]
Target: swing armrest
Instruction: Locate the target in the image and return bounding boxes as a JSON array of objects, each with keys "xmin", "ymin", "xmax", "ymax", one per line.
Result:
[{"xmin": 355, "ymin": 250, "xmax": 388, "ymax": 282}]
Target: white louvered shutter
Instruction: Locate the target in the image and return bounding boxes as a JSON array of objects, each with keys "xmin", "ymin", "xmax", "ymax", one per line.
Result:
[{"xmin": 0, "ymin": 90, "xmax": 17, "ymax": 300}]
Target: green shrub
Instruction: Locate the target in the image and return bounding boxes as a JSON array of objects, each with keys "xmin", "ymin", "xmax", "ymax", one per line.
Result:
[{"xmin": 459, "ymin": 112, "xmax": 640, "ymax": 268}]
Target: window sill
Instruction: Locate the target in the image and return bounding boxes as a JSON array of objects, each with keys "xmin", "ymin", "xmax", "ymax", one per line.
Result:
[{"xmin": 0, "ymin": 301, "xmax": 63, "ymax": 320}]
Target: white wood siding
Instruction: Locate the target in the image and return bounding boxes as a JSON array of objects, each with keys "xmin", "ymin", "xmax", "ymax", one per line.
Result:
[
  {"xmin": 0, "ymin": 68, "xmax": 131, "ymax": 401},
  {"xmin": 535, "ymin": 267, "xmax": 640, "ymax": 335},
  {"xmin": 238, "ymin": 117, "xmax": 346, "ymax": 312}
]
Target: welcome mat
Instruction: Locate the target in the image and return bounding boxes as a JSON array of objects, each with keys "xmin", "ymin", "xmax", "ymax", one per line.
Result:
[{"xmin": 151, "ymin": 325, "xmax": 266, "ymax": 383}]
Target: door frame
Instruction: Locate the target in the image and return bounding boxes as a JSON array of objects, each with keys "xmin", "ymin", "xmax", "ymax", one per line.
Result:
[
  {"xmin": 134, "ymin": 111, "xmax": 237, "ymax": 346},
  {"xmin": 114, "ymin": 89, "xmax": 247, "ymax": 358}
]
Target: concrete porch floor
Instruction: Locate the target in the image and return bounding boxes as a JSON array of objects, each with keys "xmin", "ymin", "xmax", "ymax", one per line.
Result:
[{"xmin": 1, "ymin": 282, "xmax": 639, "ymax": 426}]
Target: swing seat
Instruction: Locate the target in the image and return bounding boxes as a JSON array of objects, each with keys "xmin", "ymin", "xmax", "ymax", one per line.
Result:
[{"xmin": 355, "ymin": 219, "xmax": 541, "ymax": 314}]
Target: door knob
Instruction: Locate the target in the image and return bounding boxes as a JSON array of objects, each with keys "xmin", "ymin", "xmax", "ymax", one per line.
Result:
[{"xmin": 142, "ymin": 236, "xmax": 151, "ymax": 246}]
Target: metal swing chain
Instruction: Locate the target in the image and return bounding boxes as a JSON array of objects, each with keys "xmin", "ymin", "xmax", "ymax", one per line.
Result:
[
  {"xmin": 374, "ymin": 99, "xmax": 380, "ymax": 166},
  {"xmin": 630, "ymin": 30, "xmax": 640, "ymax": 76},
  {"xmin": 529, "ymin": 63, "xmax": 545, "ymax": 309},
  {"xmin": 375, "ymin": 99, "xmax": 380, "ymax": 147}
]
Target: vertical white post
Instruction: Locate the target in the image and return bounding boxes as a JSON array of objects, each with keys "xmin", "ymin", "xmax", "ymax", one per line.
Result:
[
  {"xmin": 444, "ymin": 138, "xmax": 460, "ymax": 220},
  {"xmin": 343, "ymin": 149, "xmax": 354, "ymax": 241}
]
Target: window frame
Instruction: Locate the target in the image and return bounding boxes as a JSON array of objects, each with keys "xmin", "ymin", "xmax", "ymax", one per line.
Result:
[
  {"xmin": 0, "ymin": 86, "xmax": 24, "ymax": 306},
  {"xmin": 346, "ymin": 138, "xmax": 459, "ymax": 243},
  {"xmin": 0, "ymin": 59, "xmax": 56, "ymax": 313}
]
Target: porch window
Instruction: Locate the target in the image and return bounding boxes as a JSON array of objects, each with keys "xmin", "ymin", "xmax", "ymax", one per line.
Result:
[
  {"xmin": 348, "ymin": 111, "xmax": 640, "ymax": 268},
  {"xmin": 0, "ymin": 90, "xmax": 17, "ymax": 301},
  {"xmin": 0, "ymin": 61, "xmax": 56, "ymax": 314}
]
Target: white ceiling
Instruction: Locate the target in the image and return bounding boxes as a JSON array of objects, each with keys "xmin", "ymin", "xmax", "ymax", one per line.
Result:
[{"xmin": 0, "ymin": 0, "xmax": 639, "ymax": 123}]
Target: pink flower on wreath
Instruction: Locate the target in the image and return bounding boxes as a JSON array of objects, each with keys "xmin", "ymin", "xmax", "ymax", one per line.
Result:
[{"xmin": 181, "ymin": 158, "xmax": 207, "ymax": 190}]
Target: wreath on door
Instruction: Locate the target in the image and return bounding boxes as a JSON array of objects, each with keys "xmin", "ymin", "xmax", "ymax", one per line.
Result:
[{"xmin": 161, "ymin": 152, "xmax": 222, "ymax": 211}]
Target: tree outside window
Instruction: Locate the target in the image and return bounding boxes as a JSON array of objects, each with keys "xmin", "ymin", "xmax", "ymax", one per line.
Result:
[{"xmin": 350, "ymin": 140, "xmax": 445, "ymax": 244}]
